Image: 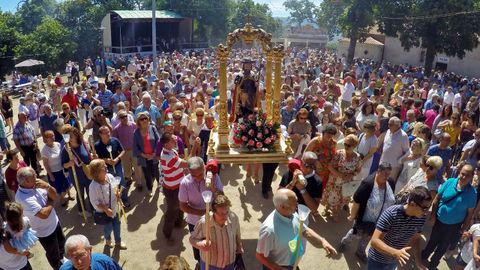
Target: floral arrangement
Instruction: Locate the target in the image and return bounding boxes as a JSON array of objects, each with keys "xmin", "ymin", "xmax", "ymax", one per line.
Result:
[{"xmin": 232, "ymin": 112, "xmax": 280, "ymax": 151}]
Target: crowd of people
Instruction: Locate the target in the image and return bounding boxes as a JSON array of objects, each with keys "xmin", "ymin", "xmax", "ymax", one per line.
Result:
[{"xmin": 1, "ymin": 46, "xmax": 480, "ymax": 270}]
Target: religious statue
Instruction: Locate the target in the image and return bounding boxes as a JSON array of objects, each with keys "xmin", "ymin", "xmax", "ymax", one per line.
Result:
[{"xmin": 229, "ymin": 58, "xmax": 259, "ymax": 122}]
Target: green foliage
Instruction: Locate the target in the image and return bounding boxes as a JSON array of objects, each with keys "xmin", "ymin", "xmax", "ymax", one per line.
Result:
[
  {"xmin": 283, "ymin": 0, "xmax": 316, "ymax": 27},
  {"xmin": 16, "ymin": 0, "xmax": 57, "ymax": 33},
  {"xmin": 378, "ymin": 0, "xmax": 480, "ymax": 76},
  {"xmin": 0, "ymin": 12, "xmax": 21, "ymax": 79},
  {"xmin": 229, "ymin": 0, "xmax": 280, "ymax": 37},
  {"xmin": 316, "ymin": 0, "xmax": 346, "ymax": 39},
  {"xmin": 14, "ymin": 17, "xmax": 77, "ymax": 72}
]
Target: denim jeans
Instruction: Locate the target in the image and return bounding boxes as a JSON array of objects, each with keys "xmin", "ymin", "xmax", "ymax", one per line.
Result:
[
  {"xmin": 103, "ymin": 214, "xmax": 121, "ymax": 242},
  {"xmin": 367, "ymin": 256, "xmax": 397, "ymax": 270}
]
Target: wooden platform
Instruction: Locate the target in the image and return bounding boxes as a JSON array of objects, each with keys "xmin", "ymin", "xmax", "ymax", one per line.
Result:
[{"xmin": 208, "ymin": 132, "xmax": 291, "ymax": 164}]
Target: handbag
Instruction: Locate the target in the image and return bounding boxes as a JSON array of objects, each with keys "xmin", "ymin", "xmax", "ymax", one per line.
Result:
[
  {"xmin": 234, "ymin": 254, "xmax": 246, "ymax": 270},
  {"xmin": 93, "ymin": 182, "xmax": 113, "ymax": 225}
]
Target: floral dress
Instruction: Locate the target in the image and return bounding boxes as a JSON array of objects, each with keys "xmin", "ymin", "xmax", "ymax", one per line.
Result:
[{"xmin": 322, "ymin": 149, "xmax": 361, "ymax": 210}]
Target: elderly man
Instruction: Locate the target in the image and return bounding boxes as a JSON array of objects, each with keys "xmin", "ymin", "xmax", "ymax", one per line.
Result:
[
  {"xmin": 379, "ymin": 117, "xmax": 410, "ymax": 181},
  {"xmin": 15, "ymin": 167, "xmax": 65, "ymax": 270},
  {"xmin": 13, "ymin": 112, "xmax": 40, "ymax": 174},
  {"xmin": 60, "ymin": 234, "xmax": 122, "ymax": 270},
  {"xmin": 97, "ymin": 83, "xmax": 113, "ymax": 118},
  {"xmin": 256, "ymin": 189, "xmax": 337, "ymax": 270},
  {"xmin": 179, "ymin": 157, "xmax": 223, "ymax": 263},
  {"xmin": 135, "ymin": 93, "xmax": 162, "ymax": 127},
  {"xmin": 39, "ymin": 104, "xmax": 58, "ymax": 135},
  {"xmin": 402, "ymin": 109, "xmax": 417, "ymax": 136},
  {"xmin": 422, "ymin": 164, "xmax": 477, "ymax": 270},
  {"xmin": 112, "ymin": 110, "xmax": 143, "ymax": 190},
  {"xmin": 427, "ymin": 132, "xmax": 453, "ymax": 183},
  {"xmin": 279, "ymin": 152, "xmax": 323, "ymax": 212}
]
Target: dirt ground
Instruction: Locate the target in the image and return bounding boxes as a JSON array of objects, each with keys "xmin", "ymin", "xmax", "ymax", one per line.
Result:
[{"xmin": 2, "ymin": 91, "xmax": 451, "ymax": 270}]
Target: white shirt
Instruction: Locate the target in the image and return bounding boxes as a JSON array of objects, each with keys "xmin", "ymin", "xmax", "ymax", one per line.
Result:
[
  {"xmin": 343, "ymin": 82, "xmax": 355, "ymax": 102},
  {"xmin": 0, "ymin": 244, "xmax": 28, "ymax": 270},
  {"xmin": 427, "ymin": 89, "xmax": 439, "ymax": 100},
  {"xmin": 380, "ymin": 128, "xmax": 410, "ymax": 167},
  {"xmin": 89, "ymin": 174, "xmax": 118, "ymax": 216},
  {"xmin": 453, "ymin": 93, "xmax": 462, "ymax": 108},
  {"xmin": 443, "ymin": 91, "xmax": 455, "ymax": 106},
  {"xmin": 41, "ymin": 142, "xmax": 63, "ymax": 172},
  {"xmin": 15, "ymin": 187, "xmax": 59, "ymax": 237}
]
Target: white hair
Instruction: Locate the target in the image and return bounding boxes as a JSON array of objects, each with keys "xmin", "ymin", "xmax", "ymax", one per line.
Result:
[
  {"xmin": 142, "ymin": 93, "xmax": 152, "ymax": 100},
  {"xmin": 16, "ymin": 167, "xmax": 35, "ymax": 185},
  {"xmin": 65, "ymin": 234, "xmax": 91, "ymax": 253},
  {"xmin": 187, "ymin": 156, "xmax": 205, "ymax": 171},
  {"xmin": 273, "ymin": 190, "xmax": 292, "ymax": 209}
]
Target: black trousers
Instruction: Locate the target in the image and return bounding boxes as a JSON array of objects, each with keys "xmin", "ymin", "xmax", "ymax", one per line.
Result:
[
  {"xmin": 188, "ymin": 223, "xmax": 201, "ymax": 261},
  {"xmin": 142, "ymin": 160, "xmax": 160, "ymax": 191},
  {"xmin": 421, "ymin": 219, "xmax": 462, "ymax": 268},
  {"xmin": 262, "ymin": 163, "xmax": 279, "ymax": 194},
  {"xmin": 38, "ymin": 222, "xmax": 65, "ymax": 270},
  {"xmin": 20, "ymin": 144, "xmax": 38, "ymax": 174},
  {"xmin": 263, "ymin": 266, "xmax": 299, "ymax": 270},
  {"xmin": 163, "ymin": 188, "xmax": 183, "ymax": 237}
]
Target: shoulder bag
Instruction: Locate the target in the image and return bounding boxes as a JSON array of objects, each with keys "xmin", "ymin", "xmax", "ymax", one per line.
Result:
[
  {"xmin": 354, "ymin": 186, "xmax": 387, "ymax": 235},
  {"xmin": 93, "ymin": 182, "xmax": 113, "ymax": 225}
]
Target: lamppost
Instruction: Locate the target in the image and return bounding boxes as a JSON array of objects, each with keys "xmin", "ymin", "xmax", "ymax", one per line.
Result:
[{"xmin": 152, "ymin": 0, "xmax": 157, "ymax": 72}]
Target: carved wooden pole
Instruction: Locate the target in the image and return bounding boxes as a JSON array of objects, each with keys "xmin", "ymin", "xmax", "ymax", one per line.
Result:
[
  {"xmin": 265, "ymin": 51, "xmax": 273, "ymax": 120},
  {"xmin": 216, "ymin": 45, "xmax": 230, "ymax": 151}
]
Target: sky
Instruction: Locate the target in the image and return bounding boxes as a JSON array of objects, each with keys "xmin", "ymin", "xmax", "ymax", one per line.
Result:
[{"xmin": 0, "ymin": 0, "xmax": 311, "ymax": 17}]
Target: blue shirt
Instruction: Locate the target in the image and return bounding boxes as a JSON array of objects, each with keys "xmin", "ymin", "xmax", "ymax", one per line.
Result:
[
  {"xmin": 437, "ymin": 178, "xmax": 476, "ymax": 225},
  {"xmin": 427, "ymin": 144, "xmax": 453, "ymax": 183},
  {"xmin": 135, "ymin": 104, "xmax": 161, "ymax": 123},
  {"xmin": 39, "ymin": 113, "xmax": 58, "ymax": 133},
  {"xmin": 98, "ymin": 89, "xmax": 113, "ymax": 108},
  {"xmin": 60, "ymin": 253, "xmax": 122, "ymax": 270},
  {"xmin": 423, "ymin": 99, "xmax": 433, "ymax": 111}
]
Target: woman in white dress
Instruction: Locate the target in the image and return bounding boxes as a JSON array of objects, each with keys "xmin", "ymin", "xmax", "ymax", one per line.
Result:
[
  {"xmin": 395, "ymin": 138, "xmax": 425, "ymax": 193},
  {"xmin": 356, "ymin": 120, "xmax": 378, "ymax": 180}
]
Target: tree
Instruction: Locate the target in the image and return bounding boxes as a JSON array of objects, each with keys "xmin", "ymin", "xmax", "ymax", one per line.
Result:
[
  {"xmin": 230, "ymin": 0, "xmax": 280, "ymax": 36},
  {"xmin": 16, "ymin": 0, "xmax": 57, "ymax": 33},
  {"xmin": 283, "ymin": 0, "xmax": 316, "ymax": 27},
  {"xmin": 0, "ymin": 12, "xmax": 21, "ymax": 79},
  {"xmin": 316, "ymin": 0, "xmax": 346, "ymax": 39},
  {"xmin": 378, "ymin": 0, "xmax": 480, "ymax": 76},
  {"xmin": 317, "ymin": 0, "xmax": 378, "ymax": 66},
  {"xmin": 14, "ymin": 17, "xmax": 77, "ymax": 72}
]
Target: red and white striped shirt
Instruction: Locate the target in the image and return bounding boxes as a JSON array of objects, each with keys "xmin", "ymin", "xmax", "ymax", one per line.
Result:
[{"xmin": 160, "ymin": 148, "xmax": 184, "ymax": 190}]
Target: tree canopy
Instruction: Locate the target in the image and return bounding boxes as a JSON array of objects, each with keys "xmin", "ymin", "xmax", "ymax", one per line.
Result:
[{"xmin": 283, "ymin": 0, "xmax": 316, "ymax": 27}]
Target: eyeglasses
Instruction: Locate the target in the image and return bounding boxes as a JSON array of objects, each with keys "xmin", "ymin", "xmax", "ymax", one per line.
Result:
[
  {"xmin": 119, "ymin": 115, "xmax": 127, "ymax": 119},
  {"xmin": 68, "ymin": 250, "xmax": 89, "ymax": 261},
  {"xmin": 196, "ymin": 114, "xmax": 204, "ymax": 117},
  {"xmin": 173, "ymin": 117, "xmax": 181, "ymax": 121},
  {"xmin": 299, "ymin": 117, "xmax": 307, "ymax": 120},
  {"xmin": 139, "ymin": 118, "xmax": 148, "ymax": 122}
]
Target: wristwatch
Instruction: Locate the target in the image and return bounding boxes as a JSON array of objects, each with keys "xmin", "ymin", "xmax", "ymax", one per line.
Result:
[{"xmin": 300, "ymin": 188, "xmax": 307, "ymax": 194}]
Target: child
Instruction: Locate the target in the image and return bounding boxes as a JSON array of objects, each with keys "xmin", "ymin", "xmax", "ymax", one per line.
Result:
[{"xmin": 5, "ymin": 202, "xmax": 38, "ymax": 257}]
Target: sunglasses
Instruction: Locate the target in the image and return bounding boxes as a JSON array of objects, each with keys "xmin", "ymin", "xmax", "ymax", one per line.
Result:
[
  {"xmin": 139, "ymin": 118, "xmax": 148, "ymax": 121},
  {"xmin": 300, "ymin": 117, "xmax": 307, "ymax": 120},
  {"xmin": 62, "ymin": 107, "xmax": 69, "ymax": 110},
  {"xmin": 173, "ymin": 117, "xmax": 182, "ymax": 121},
  {"xmin": 196, "ymin": 114, "xmax": 204, "ymax": 117},
  {"xmin": 119, "ymin": 115, "xmax": 127, "ymax": 119}
]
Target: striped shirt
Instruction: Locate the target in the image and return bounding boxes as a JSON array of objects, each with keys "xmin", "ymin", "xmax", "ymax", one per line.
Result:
[
  {"xmin": 368, "ymin": 205, "xmax": 426, "ymax": 264},
  {"xmin": 190, "ymin": 211, "xmax": 240, "ymax": 268},
  {"xmin": 160, "ymin": 148, "xmax": 184, "ymax": 190},
  {"xmin": 98, "ymin": 89, "xmax": 113, "ymax": 108},
  {"xmin": 13, "ymin": 122, "xmax": 35, "ymax": 146}
]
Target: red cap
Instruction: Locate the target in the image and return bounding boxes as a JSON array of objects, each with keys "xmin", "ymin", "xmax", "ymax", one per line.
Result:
[
  {"xmin": 288, "ymin": 159, "xmax": 302, "ymax": 173},
  {"xmin": 206, "ymin": 159, "xmax": 219, "ymax": 174}
]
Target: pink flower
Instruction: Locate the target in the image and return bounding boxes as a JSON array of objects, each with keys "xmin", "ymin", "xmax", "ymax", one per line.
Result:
[
  {"xmin": 263, "ymin": 113, "xmax": 268, "ymax": 119},
  {"xmin": 265, "ymin": 138, "xmax": 272, "ymax": 144},
  {"xmin": 264, "ymin": 128, "xmax": 269, "ymax": 134},
  {"xmin": 256, "ymin": 120, "xmax": 262, "ymax": 127},
  {"xmin": 248, "ymin": 129, "xmax": 255, "ymax": 136},
  {"xmin": 240, "ymin": 124, "xmax": 246, "ymax": 130},
  {"xmin": 248, "ymin": 114, "xmax": 254, "ymax": 121},
  {"xmin": 267, "ymin": 122, "xmax": 273, "ymax": 128},
  {"xmin": 271, "ymin": 134, "xmax": 277, "ymax": 140},
  {"xmin": 242, "ymin": 136, "xmax": 248, "ymax": 142},
  {"xmin": 256, "ymin": 142, "xmax": 263, "ymax": 148},
  {"xmin": 248, "ymin": 140, "xmax": 255, "ymax": 146},
  {"xmin": 257, "ymin": 133, "xmax": 263, "ymax": 139},
  {"xmin": 233, "ymin": 128, "xmax": 239, "ymax": 134}
]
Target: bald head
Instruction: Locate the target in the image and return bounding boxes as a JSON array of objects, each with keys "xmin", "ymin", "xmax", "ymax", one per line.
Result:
[{"xmin": 273, "ymin": 189, "xmax": 298, "ymax": 217}]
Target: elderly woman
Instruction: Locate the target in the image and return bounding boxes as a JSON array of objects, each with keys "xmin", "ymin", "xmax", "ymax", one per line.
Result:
[
  {"xmin": 323, "ymin": 134, "xmax": 362, "ymax": 221},
  {"xmin": 187, "ymin": 108, "xmax": 205, "ymax": 149},
  {"xmin": 61, "ymin": 125, "xmax": 93, "ymax": 217},
  {"xmin": 133, "ymin": 112, "xmax": 160, "ymax": 195},
  {"xmin": 356, "ymin": 120, "xmax": 378, "ymax": 181},
  {"xmin": 60, "ymin": 103, "xmax": 81, "ymax": 130},
  {"xmin": 84, "ymin": 106, "xmax": 112, "ymax": 143},
  {"xmin": 0, "ymin": 215, "xmax": 32, "ymax": 270},
  {"xmin": 394, "ymin": 138, "xmax": 425, "ymax": 193},
  {"xmin": 338, "ymin": 163, "xmax": 395, "ymax": 262},
  {"xmin": 87, "ymin": 159, "xmax": 127, "ymax": 250},
  {"xmin": 288, "ymin": 108, "xmax": 312, "ymax": 158},
  {"xmin": 41, "ymin": 131, "xmax": 70, "ymax": 206},
  {"xmin": 396, "ymin": 155, "xmax": 443, "ymax": 202},
  {"xmin": 190, "ymin": 194, "xmax": 242, "ymax": 270}
]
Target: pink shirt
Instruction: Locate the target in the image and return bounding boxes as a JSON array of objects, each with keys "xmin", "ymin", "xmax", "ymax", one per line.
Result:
[{"xmin": 424, "ymin": 109, "xmax": 438, "ymax": 128}]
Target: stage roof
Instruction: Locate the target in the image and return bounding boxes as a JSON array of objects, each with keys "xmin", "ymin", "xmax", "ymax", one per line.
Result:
[{"xmin": 112, "ymin": 10, "xmax": 184, "ymax": 20}]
